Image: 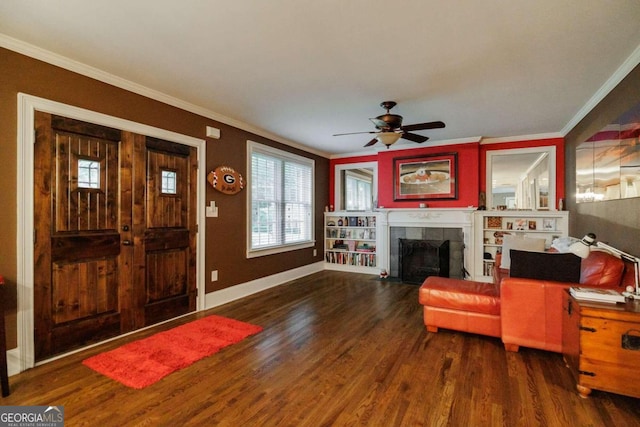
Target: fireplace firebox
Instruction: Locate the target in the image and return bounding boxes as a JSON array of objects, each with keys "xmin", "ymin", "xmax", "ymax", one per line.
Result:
[{"xmin": 399, "ymin": 239, "xmax": 450, "ymax": 284}]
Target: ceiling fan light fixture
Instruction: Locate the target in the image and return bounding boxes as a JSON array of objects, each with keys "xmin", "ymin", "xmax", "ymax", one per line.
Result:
[{"xmin": 376, "ymin": 132, "xmax": 401, "ymax": 147}]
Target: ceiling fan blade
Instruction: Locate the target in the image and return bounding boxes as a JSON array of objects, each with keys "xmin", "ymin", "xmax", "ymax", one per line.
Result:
[
  {"xmin": 401, "ymin": 121, "xmax": 445, "ymax": 132},
  {"xmin": 333, "ymin": 130, "xmax": 376, "ymax": 136},
  {"xmin": 401, "ymin": 132, "xmax": 429, "ymax": 143},
  {"xmin": 369, "ymin": 118, "xmax": 388, "ymax": 129},
  {"xmin": 364, "ymin": 138, "xmax": 378, "ymax": 147}
]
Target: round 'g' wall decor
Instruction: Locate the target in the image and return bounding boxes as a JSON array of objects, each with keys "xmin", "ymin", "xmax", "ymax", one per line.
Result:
[{"xmin": 207, "ymin": 166, "xmax": 244, "ymax": 195}]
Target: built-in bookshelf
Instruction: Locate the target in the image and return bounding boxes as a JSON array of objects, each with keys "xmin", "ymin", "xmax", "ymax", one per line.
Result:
[
  {"xmin": 324, "ymin": 212, "xmax": 378, "ymax": 273},
  {"xmin": 473, "ymin": 211, "xmax": 569, "ymax": 281}
]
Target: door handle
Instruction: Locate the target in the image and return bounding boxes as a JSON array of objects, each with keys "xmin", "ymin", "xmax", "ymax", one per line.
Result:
[
  {"xmin": 122, "ymin": 240, "xmax": 133, "ymax": 246},
  {"xmin": 122, "ymin": 225, "xmax": 130, "ymax": 231}
]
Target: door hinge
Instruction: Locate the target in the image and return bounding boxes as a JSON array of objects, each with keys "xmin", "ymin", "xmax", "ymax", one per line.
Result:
[
  {"xmin": 579, "ymin": 370, "xmax": 596, "ymax": 377},
  {"xmin": 33, "ymin": 128, "xmax": 37, "ymax": 143},
  {"xmin": 579, "ymin": 326, "xmax": 597, "ymax": 333},
  {"xmin": 33, "ymin": 229, "xmax": 36, "ymax": 244}
]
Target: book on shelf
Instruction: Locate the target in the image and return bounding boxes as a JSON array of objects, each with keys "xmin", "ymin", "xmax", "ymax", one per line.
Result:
[{"xmin": 569, "ymin": 286, "xmax": 626, "ymax": 303}]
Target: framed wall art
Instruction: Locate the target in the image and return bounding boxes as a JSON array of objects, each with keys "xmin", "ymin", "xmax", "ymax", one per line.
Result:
[{"xmin": 393, "ymin": 152, "xmax": 457, "ymax": 201}]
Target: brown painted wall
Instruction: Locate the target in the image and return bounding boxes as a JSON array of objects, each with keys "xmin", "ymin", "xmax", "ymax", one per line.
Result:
[
  {"xmin": 0, "ymin": 48, "xmax": 328, "ymax": 347},
  {"xmin": 564, "ymin": 64, "xmax": 640, "ymax": 256}
]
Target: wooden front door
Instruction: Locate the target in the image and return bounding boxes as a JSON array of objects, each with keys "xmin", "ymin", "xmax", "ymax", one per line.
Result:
[
  {"xmin": 34, "ymin": 113, "xmax": 197, "ymax": 361},
  {"xmin": 135, "ymin": 137, "xmax": 198, "ymax": 326}
]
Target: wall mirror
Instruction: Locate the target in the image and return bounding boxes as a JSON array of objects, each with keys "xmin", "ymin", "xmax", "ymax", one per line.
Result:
[
  {"xmin": 576, "ymin": 103, "xmax": 640, "ymax": 203},
  {"xmin": 334, "ymin": 162, "xmax": 377, "ymax": 211},
  {"xmin": 486, "ymin": 146, "xmax": 556, "ymax": 210}
]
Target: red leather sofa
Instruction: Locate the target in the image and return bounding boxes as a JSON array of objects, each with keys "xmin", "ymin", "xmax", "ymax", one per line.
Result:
[
  {"xmin": 419, "ymin": 250, "xmax": 635, "ymax": 353},
  {"xmin": 500, "ymin": 250, "xmax": 632, "ymax": 352},
  {"xmin": 418, "ymin": 277, "xmax": 501, "ymax": 338}
]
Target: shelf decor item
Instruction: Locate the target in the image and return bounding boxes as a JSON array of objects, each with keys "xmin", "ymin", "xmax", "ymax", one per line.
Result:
[
  {"xmin": 393, "ymin": 152, "xmax": 457, "ymax": 200},
  {"xmin": 514, "ymin": 218, "xmax": 527, "ymax": 230},
  {"xmin": 487, "ymin": 216, "xmax": 502, "ymax": 229}
]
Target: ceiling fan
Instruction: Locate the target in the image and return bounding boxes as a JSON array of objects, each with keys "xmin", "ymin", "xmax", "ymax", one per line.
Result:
[{"xmin": 333, "ymin": 101, "xmax": 445, "ymax": 148}]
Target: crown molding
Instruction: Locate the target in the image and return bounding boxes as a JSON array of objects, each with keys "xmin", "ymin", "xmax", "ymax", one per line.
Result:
[
  {"xmin": 0, "ymin": 33, "xmax": 331, "ymax": 158},
  {"xmin": 561, "ymin": 42, "xmax": 640, "ymax": 136},
  {"xmin": 480, "ymin": 133, "xmax": 563, "ymax": 145}
]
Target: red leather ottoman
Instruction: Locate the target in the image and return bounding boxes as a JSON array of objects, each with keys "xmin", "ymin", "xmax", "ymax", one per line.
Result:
[{"xmin": 418, "ymin": 276, "xmax": 501, "ymax": 338}]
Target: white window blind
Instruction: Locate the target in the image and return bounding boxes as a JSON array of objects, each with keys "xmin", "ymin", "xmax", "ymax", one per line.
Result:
[{"xmin": 248, "ymin": 141, "xmax": 314, "ymax": 256}]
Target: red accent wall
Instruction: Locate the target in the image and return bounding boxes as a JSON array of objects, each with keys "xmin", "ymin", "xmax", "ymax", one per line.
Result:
[
  {"xmin": 330, "ymin": 137, "xmax": 565, "ymax": 210},
  {"xmin": 330, "ymin": 143, "xmax": 480, "ymax": 209}
]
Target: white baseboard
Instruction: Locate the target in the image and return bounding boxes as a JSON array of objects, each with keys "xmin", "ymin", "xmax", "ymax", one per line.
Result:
[
  {"xmin": 6, "ymin": 261, "xmax": 325, "ymax": 376},
  {"xmin": 7, "ymin": 348, "xmax": 21, "ymax": 377},
  {"xmin": 205, "ymin": 261, "xmax": 325, "ymax": 309}
]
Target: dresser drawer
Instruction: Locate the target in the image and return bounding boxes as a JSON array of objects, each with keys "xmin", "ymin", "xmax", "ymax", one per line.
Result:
[
  {"xmin": 579, "ymin": 316, "xmax": 640, "ymax": 368},
  {"xmin": 578, "ymin": 362, "xmax": 640, "ymax": 398},
  {"xmin": 563, "ymin": 292, "xmax": 640, "ymax": 399},
  {"xmin": 578, "ymin": 316, "xmax": 640, "ymax": 397}
]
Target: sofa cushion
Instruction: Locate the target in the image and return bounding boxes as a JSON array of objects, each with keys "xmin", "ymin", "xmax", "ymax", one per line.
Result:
[
  {"xmin": 580, "ymin": 250, "xmax": 625, "ymax": 288},
  {"xmin": 509, "ymin": 250, "xmax": 581, "ymax": 283},
  {"xmin": 419, "ymin": 277, "xmax": 500, "ymax": 315},
  {"xmin": 499, "ymin": 235, "xmax": 546, "ymax": 269}
]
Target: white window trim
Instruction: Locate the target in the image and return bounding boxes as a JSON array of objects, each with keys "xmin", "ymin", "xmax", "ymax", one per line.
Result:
[{"xmin": 246, "ymin": 140, "xmax": 315, "ymax": 258}]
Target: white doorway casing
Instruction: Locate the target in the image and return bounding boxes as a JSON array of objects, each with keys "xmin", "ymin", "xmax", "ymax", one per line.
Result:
[{"xmin": 15, "ymin": 94, "xmax": 207, "ymax": 374}]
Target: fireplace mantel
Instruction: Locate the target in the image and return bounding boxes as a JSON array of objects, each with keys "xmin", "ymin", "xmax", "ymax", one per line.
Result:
[{"xmin": 376, "ymin": 208, "xmax": 476, "ymax": 279}]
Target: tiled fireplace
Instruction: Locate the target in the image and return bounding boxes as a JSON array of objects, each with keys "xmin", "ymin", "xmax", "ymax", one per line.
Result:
[
  {"xmin": 376, "ymin": 208, "xmax": 475, "ymax": 281},
  {"xmin": 395, "ymin": 230, "xmax": 460, "ymax": 281}
]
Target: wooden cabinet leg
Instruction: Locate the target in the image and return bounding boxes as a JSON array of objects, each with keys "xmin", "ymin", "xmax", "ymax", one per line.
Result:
[
  {"xmin": 577, "ymin": 384, "xmax": 592, "ymax": 399},
  {"xmin": 426, "ymin": 325, "xmax": 438, "ymax": 333}
]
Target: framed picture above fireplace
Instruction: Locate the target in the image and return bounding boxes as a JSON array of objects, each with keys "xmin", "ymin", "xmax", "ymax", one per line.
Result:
[{"xmin": 393, "ymin": 152, "xmax": 458, "ymax": 201}]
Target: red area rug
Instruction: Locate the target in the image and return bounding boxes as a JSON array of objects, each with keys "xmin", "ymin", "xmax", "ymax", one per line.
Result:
[{"xmin": 82, "ymin": 315, "xmax": 262, "ymax": 389}]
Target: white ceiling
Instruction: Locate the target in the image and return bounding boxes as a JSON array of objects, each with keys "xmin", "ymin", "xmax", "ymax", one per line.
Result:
[{"xmin": 2, "ymin": 1, "xmax": 640, "ymax": 156}]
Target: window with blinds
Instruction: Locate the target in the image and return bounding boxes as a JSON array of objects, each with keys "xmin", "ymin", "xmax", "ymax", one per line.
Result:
[{"xmin": 247, "ymin": 141, "xmax": 315, "ymax": 256}]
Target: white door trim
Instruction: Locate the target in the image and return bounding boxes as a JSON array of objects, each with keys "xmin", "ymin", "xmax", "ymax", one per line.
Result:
[{"xmin": 15, "ymin": 93, "xmax": 207, "ymax": 373}]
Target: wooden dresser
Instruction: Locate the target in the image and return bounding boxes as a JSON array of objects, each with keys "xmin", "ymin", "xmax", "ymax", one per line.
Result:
[{"xmin": 562, "ymin": 290, "xmax": 640, "ymax": 398}]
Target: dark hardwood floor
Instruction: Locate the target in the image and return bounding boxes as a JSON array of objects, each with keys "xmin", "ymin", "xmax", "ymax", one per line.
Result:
[{"xmin": 4, "ymin": 271, "xmax": 640, "ymax": 426}]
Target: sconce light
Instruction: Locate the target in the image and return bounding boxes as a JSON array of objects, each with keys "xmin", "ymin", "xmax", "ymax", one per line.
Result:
[{"xmin": 376, "ymin": 132, "xmax": 401, "ymax": 148}]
